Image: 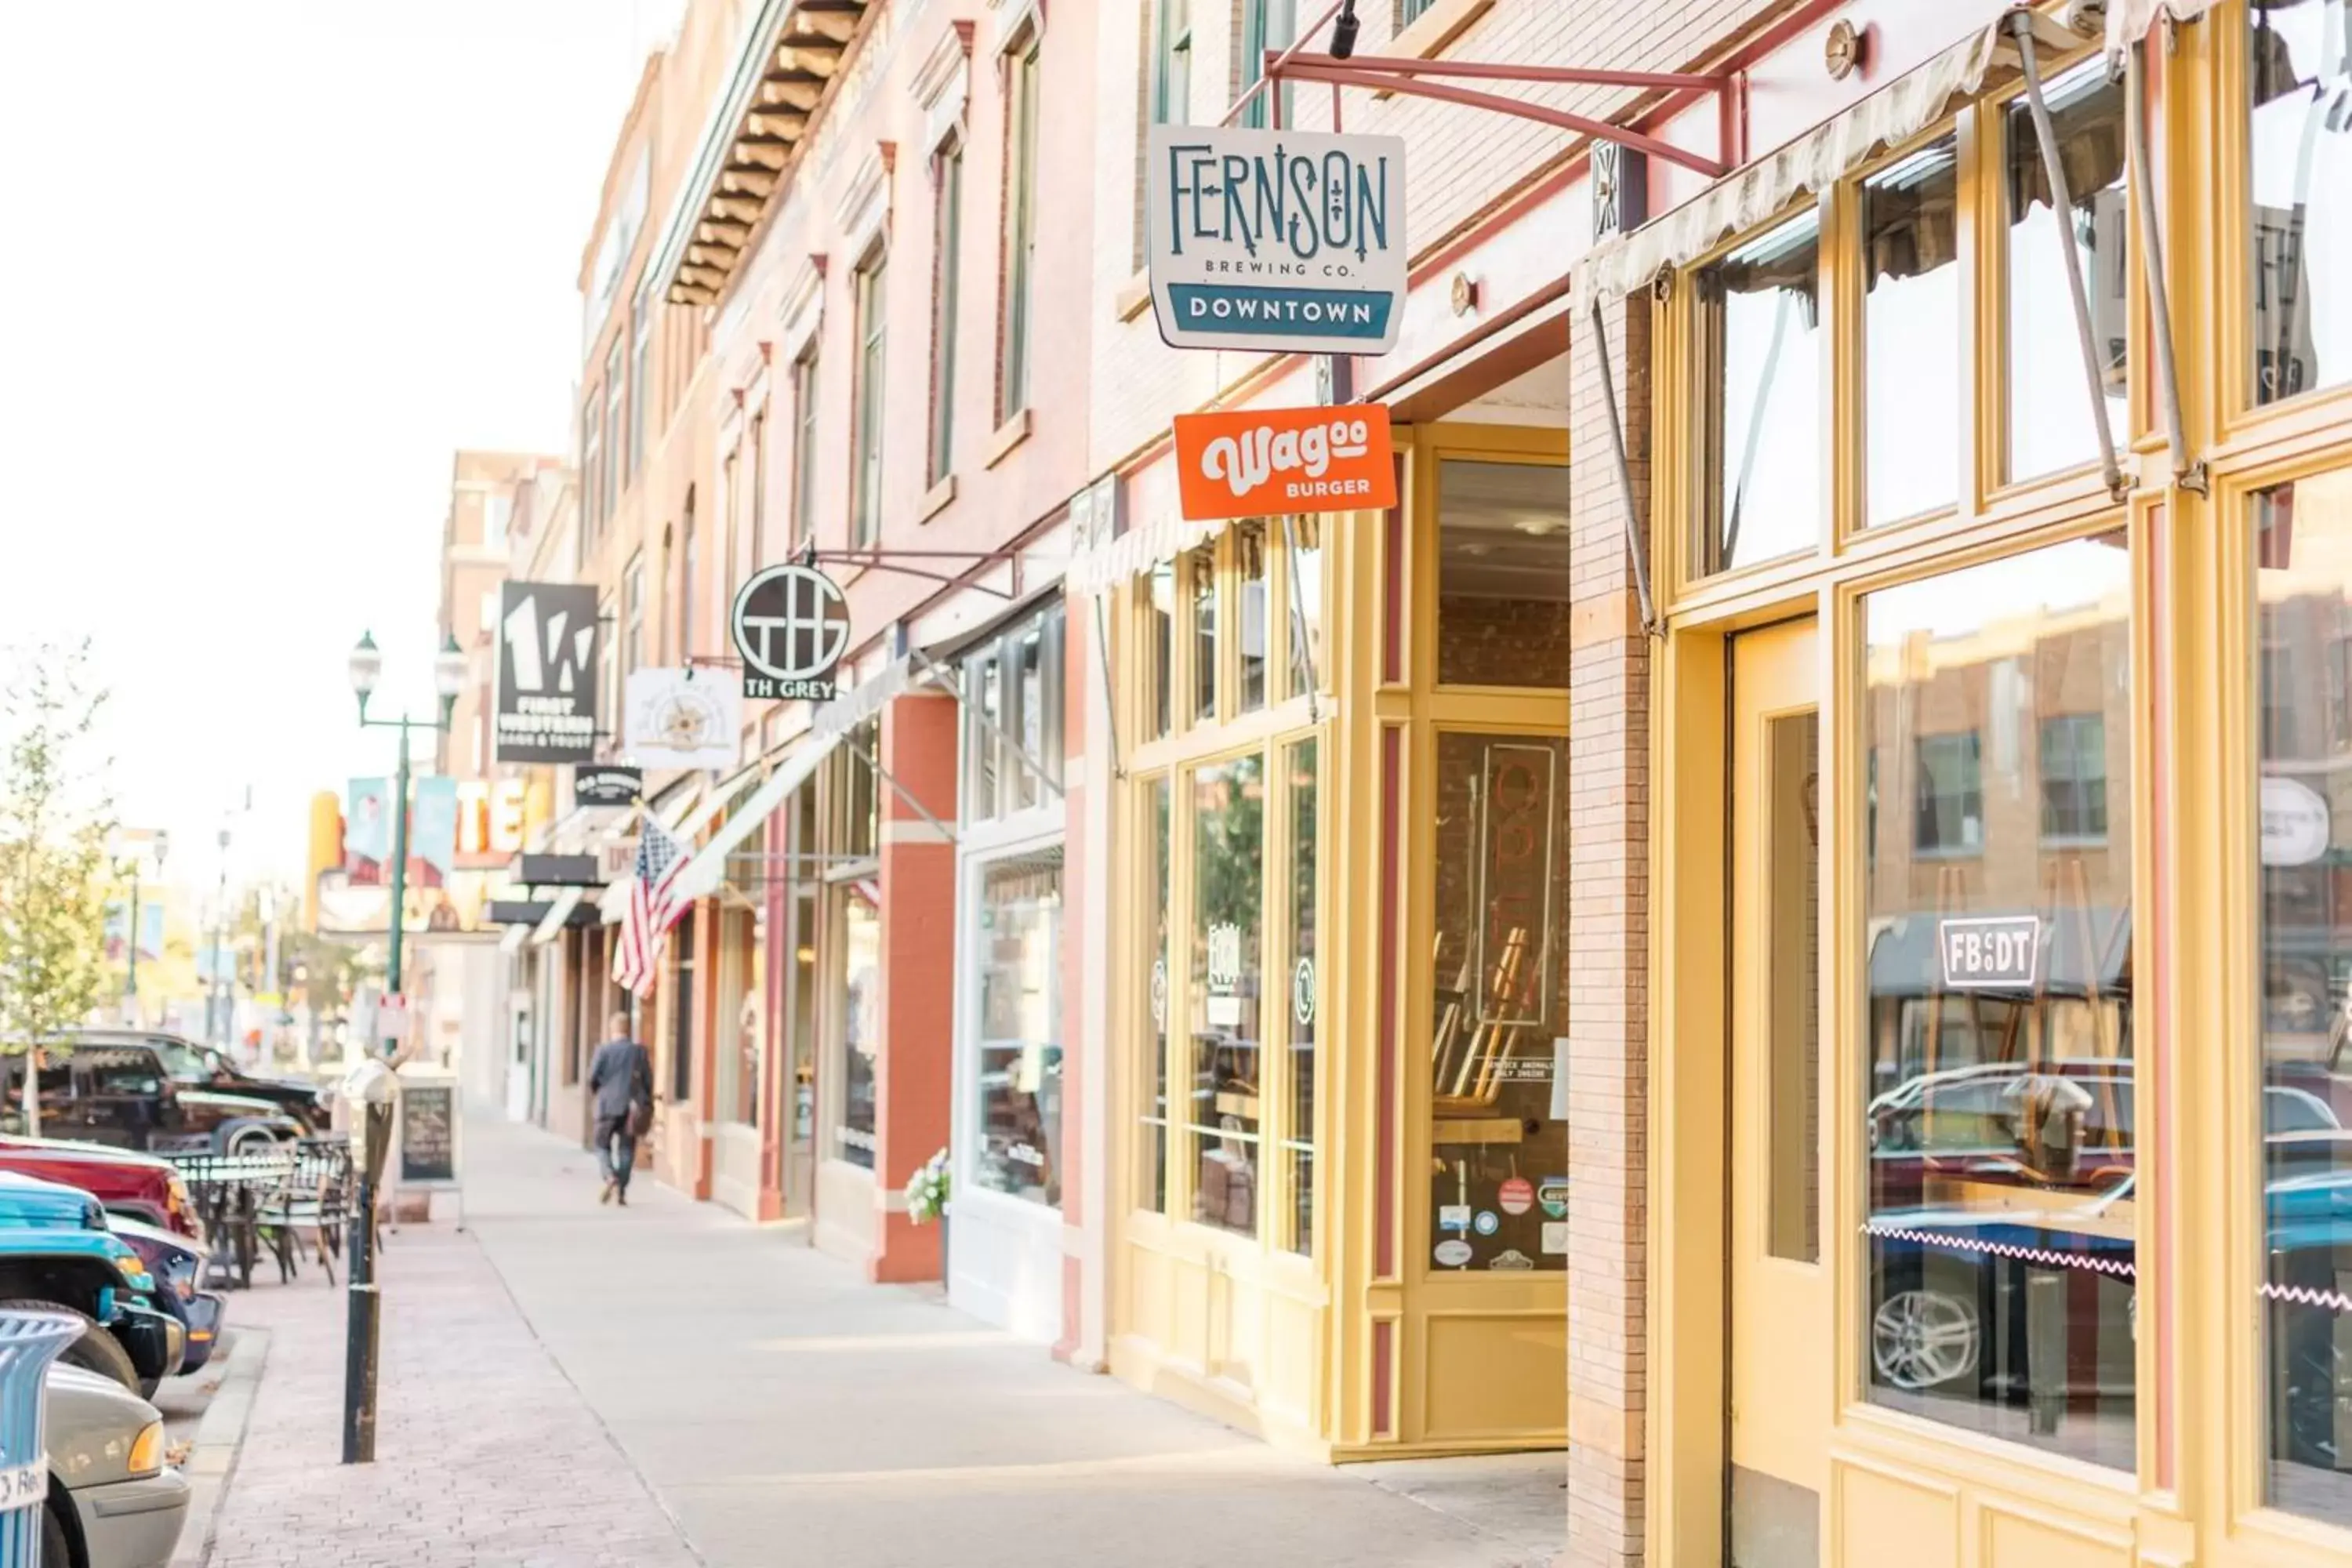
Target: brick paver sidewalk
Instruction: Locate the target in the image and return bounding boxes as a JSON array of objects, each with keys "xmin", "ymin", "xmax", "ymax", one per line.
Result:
[{"xmin": 200, "ymin": 1221, "xmax": 699, "ymax": 1568}]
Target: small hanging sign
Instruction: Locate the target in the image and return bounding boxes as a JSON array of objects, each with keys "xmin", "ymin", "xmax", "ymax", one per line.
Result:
[
  {"xmin": 1173, "ymin": 404, "xmax": 1397, "ymax": 522},
  {"xmin": 731, "ymin": 564, "xmax": 852, "ymax": 702}
]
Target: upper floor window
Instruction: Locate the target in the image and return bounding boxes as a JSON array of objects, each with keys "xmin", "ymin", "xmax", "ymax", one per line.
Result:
[
  {"xmin": 2007, "ymin": 60, "xmax": 2129, "ymax": 481},
  {"xmin": 1913, "ymin": 731, "xmax": 1984, "ymax": 855},
  {"xmin": 1398, "ymin": 0, "xmax": 1438, "ymax": 24},
  {"xmin": 603, "ymin": 341, "xmax": 624, "ymax": 515},
  {"xmin": 2249, "ymin": 0, "xmax": 2352, "ymax": 407},
  {"xmin": 792, "ymin": 345, "xmax": 822, "ymax": 550},
  {"xmin": 622, "ymin": 553, "xmax": 645, "ymax": 674},
  {"xmin": 681, "ymin": 505, "xmax": 700, "ymax": 659},
  {"xmin": 481, "ymin": 492, "xmax": 513, "ymax": 551},
  {"xmin": 853, "ymin": 252, "xmax": 890, "ymax": 546},
  {"xmin": 581, "ymin": 388, "xmax": 603, "ymax": 539},
  {"xmin": 2038, "ymin": 713, "xmax": 2108, "ymax": 842},
  {"xmin": 748, "ymin": 411, "xmax": 768, "ymax": 567},
  {"xmin": 930, "ymin": 137, "xmax": 966, "ymax": 487},
  {"xmin": 629, "ymin": 296, "xmax": 653, "ymax": 483},
  {"xmin": 1239, "ymin": 0, "xmax": 1295, "ymax": 129},
  {"xmin": 1694, "ymin": 210, "xmax": 1824, "ymax": 575},
  {"xmin": 1152, "ymin": 0, "xmax": 1192, "ymax": 125},
  {"xmin": 1002, "ymin": 34, "xmax": 1044, "ymax": 421}
]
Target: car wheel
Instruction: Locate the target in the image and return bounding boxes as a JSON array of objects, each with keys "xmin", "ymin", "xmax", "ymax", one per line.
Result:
[
  {"xmin": 1872, "ymin": 1287, "xmax": 1980, "ymax": 1391},
  {"xmin": 43, "ymin": 1495, "xmax": 79, "ymax": 1568},
  {"xmin": 4, "ymin": 1299, "xmax": 140, "ymax": 1392}
]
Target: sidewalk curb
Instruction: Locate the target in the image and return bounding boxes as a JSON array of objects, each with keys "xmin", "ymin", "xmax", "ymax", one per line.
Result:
[{"xmin": 168, "ymin": 1327, "xmax": 272, "ymax": 1568}]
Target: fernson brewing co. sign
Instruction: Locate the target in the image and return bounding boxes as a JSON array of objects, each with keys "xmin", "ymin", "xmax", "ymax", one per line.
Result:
[{"xmin": 1146, "ymin": 125, "xmax": 1407, "ymax": 356}]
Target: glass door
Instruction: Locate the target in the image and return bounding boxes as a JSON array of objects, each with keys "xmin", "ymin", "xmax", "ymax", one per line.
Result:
[{"xmin": 1727, "ymin": 619, "xmax": 1827, "ymax": 1566}]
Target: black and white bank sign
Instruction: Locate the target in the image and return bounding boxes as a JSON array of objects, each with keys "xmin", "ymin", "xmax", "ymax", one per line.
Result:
[
  {"xmin": 1146, "ymin": 125, "xmax": 1408, "ymax": 356},
  {"xmin": 495, "ymin": 582, "xmax": 600, "ymax": 764},
  {"xmin": 731, "ymin": 564, "xmax": 851, "ymax": 701}
]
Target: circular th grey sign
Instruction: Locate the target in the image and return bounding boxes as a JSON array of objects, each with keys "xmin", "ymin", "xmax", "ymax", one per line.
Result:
[{"xmin": 731, "ymin": 564, "xmax": 851, "ymax": 700}]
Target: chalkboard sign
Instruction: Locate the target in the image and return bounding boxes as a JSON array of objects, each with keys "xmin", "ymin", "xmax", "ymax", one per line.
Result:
[{"xmin": 398, "ymin": 1080, "xmax": 459, "ymax": 1185}]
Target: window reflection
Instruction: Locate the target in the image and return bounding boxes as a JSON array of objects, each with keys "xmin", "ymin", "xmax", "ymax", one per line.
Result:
[
  {"xmin": 1284, "ymin": 739, "xmax": 1319, "ymax": 1255},
  {"xmin": 973, "ymin": 851, "xmax": 1062, "ymax": 1206},
  {"xmin": 1239, "ymin": 521, "xmax": 1269, "ymax": 713},
  {"xmin": 1862, "ymin": 538, "xmax": 2136, "ymax": 1468},
  {"xmin": 1140, "ymin": 777, "xmax": 1172, "ymax": 1214},
  {"xmin": 1436, "ymin": 460, "xmax": 1571, "ymax": 688},
  {"xmin": 1428, "ymin": 732, "xmax": 1573, "ymax": 1273},
  {"xmin": 1146, "ymin": 562, "xmax": 1175, "ymax": 741},
  {"xmin": 2256, "ymin": 469, "xmax": 2352, "ymax": 1523},
  {"xmin": 1865, "ymin": 140, "xmax": 1962, "ymax": 526},
  {"xmin": 2250, "ymin": 0, "xmax": 2352, "ymax": 405},
  {"xmin": 1189, "ymin": 546, "xmax": 1218, "ymax": 724},
  {"xmin": 1288, "ymin": 515, "xmax": 1323, "ymax": 701},
  {"xmin": 1191, "ymin": 754, "xmax": 1264, "ymax": 1236},
  {"xmin": 837, "ymin": 886, "xmax": 881, "ymax": 1171},
  {"xmin": 2008, "ymin": 63, "xmax": 2129, "ymax": 481},
  {"xmin": 1698, "ymin": 211, "xmax": 1824, "ymax": 572}
]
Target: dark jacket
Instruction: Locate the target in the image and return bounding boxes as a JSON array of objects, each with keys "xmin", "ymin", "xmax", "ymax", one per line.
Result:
[{"xmin": 587, "ymin": 1037, "xmax": 653, "ymax": 1122}]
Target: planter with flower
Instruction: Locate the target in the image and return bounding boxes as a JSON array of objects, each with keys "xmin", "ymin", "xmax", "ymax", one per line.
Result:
[{"xmin": 907, "ymin": 1146, "xmax": 953, "ymax": 1279}]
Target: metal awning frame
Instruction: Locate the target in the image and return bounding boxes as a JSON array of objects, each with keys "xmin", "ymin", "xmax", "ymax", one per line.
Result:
[{"xmin": 909, "ymin": 647, "xmax": 1065, "ymax": 803}]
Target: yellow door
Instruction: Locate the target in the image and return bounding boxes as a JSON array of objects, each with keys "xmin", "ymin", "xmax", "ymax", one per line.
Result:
[{"xmin": 1727, "ymin": 619, "xmax": 1828, "ymax": 1567}]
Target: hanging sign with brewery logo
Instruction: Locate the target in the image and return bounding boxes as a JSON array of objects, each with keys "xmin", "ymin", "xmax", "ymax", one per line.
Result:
[
  {"xmin": 494, "ymin": 582, "xmax": 600, "ymax": 764},
  {"xmin": 730, "ymin": 564, "xmax": 852, "ymax": 702},
  {"xmin": 625, "ymin": 667, "xmax": 742, "ymax": 770},
  {"xmin": 1145, "ymin": 125, "xmax": 1408, "ymax": 356},
  {"xmin": 1174, "ymin": 404, "xmax": 1396, "ymax": 521}
]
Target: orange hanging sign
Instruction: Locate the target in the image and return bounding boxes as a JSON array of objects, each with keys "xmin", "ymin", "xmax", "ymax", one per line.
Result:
[{"xmin": 1172, "ymin": 404, "xmax": 1397, "ymax": 523}]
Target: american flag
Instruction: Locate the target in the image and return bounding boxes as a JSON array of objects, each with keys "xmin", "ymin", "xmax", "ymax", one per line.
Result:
[{"xmin": 612, "ymin": 818, "xmax": 688, "ymax": 996}]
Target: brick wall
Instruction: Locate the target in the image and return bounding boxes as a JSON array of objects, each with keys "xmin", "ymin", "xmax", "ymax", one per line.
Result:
[{"xmin": 1564, "ymin": 289, "xmax": 1651, "ymax": 1568}]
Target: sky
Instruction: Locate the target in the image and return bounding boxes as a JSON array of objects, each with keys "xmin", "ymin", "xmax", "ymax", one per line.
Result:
[{"xmin": 0, "ymin": 0, "xmax": 684, "ymax": 902}]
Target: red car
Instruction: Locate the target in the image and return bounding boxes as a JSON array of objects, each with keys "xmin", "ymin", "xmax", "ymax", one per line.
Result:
[{"xmin": 0, "ymin": 1135, "xmax": 199, "ymax": 1240}]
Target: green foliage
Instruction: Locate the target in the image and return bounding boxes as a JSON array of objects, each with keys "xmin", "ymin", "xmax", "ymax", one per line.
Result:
[{"xmin": 0, "ymin": 644, "xmax": 116, "ymax": 1064}]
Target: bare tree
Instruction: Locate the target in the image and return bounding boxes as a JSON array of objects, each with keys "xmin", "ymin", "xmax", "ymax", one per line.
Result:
[{"xmin": 0, "ymin": 643, "xmax": 115, "ymax": 1134}]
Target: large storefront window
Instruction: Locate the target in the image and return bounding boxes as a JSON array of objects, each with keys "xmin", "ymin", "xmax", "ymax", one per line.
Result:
[
  {"xmin": 1239, "ymin": 521, "xmax": 1269, "ymax": 713},
  {"xmin": 2007, "ymin": 62, "xmax": 2129, "ymax": 482},
  {"xmin": 1428, "ymin": 731, "xmax": 1573, "ymax": 1273},
  {"xmin": 1145, "ymin": 563, "xmax": 1175, "ymax": 741},
  {"xmin": 730, "ymin": 906, "xmax": 763, "ymax": 1126},
  {"xmin": 2256, "ymin": 467, "xmax": 2352, "ymax": 1523},
  {"xmin": 1190, "ymin": 753, "xmax": 1264, "ymax": 1236},
  {"xmin": 1697, "ymin": 209, "xmax": 1824, "ymax": 573},
  {"xmin": 837, "ymin": 884, "xmax": 880, "ymax": 1169},
  {"xmin": 1287, "ymin": 516, "xmax": 1323, "ymax": 702},
  {"xmin": 1863, "ymin": 138, "xmax": 1961, "ymax": 527},
  {"xmin": 1140, "ymin": 775, "xmax": 1171, "ymax": 1214},
  {"xmin": 1860, "ymin": 536, "xmax": 2136, "ymax": 1469},
  {"xmin": 2250, "ymin": 0, "xmax": 2352, "ymax": 406},
  {"xmin": 1436, "ymin": 460, "xmax": 1571, "ymax": 688},
  {"xmin": 972, "ymin": 851, "xmax": 1063, "ymax": 1205}
]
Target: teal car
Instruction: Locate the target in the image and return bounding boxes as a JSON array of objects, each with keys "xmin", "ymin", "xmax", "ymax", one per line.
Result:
[{"xmin": 0, "ymin": 1171, "xmax": 183, "ymax": 1394}]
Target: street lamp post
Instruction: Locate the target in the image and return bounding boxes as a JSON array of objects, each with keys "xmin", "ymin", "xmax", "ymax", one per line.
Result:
[
  {"xmin": 112, "ymin": 832, "xmax": 168, "ymax": 1023},
  {"xmin": 340, "ymin": 629, "xmax": 464, "ymax": 1466}
]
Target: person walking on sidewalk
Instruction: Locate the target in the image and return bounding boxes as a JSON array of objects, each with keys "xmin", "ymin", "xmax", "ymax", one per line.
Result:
[{"xmin": 587, "ymin": 1014, "xmax": 654, "ymax": 1205}]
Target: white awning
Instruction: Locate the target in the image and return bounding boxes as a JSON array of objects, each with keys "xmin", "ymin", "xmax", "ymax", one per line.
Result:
[
  {"xmin": 1574, "ymin": 9, "xmax": 2093, "ymax": 313},
  {"xmin": 1065, "ymin": 510, "xmax": 1231, "ymax": 596},
  {"xmin": 667, "ymin": 737, "xmax": 838, "ymax": 906},
  {"xmin": 529, "ymin": 887, "xmax": 586, "ymax": 946},
  {"xmin": 2104, "ymin": 0, "xmax": 2220, "ymax": 63},
  {"xmin": 815, "ymin": 656, "xmax": 915, "ymax": 741},
  {"xmin": 499, "ymin": 922, "xmax": 531, "ymax": 956}
]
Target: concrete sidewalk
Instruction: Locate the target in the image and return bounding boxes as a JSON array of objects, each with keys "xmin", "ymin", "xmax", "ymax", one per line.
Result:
[{"xmin": 200, "ymin": 1111, "xmax": 1566, "ymax": 1566}]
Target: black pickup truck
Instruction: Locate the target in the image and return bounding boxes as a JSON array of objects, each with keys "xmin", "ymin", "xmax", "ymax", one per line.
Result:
[
  {"xmin": 2, "ymin": 1040, "xmax": 307, "ymax": 1153},
  {"xmin": 67, "ymin": 1029, "xmax": 330, "ymax": 1133}
]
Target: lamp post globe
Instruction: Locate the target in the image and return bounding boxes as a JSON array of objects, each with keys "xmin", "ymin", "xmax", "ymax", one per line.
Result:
[{"xmin": 348, "ymin": 632, "xmax": 383, "ymax": 720}]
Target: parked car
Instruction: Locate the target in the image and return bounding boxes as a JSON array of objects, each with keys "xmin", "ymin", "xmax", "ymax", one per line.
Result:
[
  {"xmin": 0, "ymin": 1137, "xmax": 201, "ymax": 1239},
  {"xmin": 106, "ymin": 1217, "xmax": 222, "ymax": 1379},
  {"xmin": 66, "ymin": 1029, "xmax": 330, "ymax": 1132},
  {"xmin": 2, "ymin": 1043, "xmax": 302, "ymax": 1154},
  {"xmin": 41, "ymin": 1363, "xmax": 189, "ymax": 1568},
  {"xmin": 0, "ymin": 1173, "xmax": 183, "ymax": 1395}
]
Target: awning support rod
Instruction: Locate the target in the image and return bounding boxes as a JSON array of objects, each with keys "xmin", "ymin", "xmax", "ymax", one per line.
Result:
[
  {"xmin": 910, "ymin": 648, "xmax": 1066, "ymax": 800},
  {"xmin": 1589, "ymin": 297, "xmax": 1660, "ymax": 638},
  {"xmin": 836, "ymin": 732, "xmax": 958, "ymax": 845},
  {"xmin": 2011, "ymin": 9, "xmax": 2129, "ymax": 502},
  {"xmin": 1090, "ymin": 595, "xmax": 1127, "ymax": 781},
  {"xmin": 2125, "ymin": 42, "xmax": 2205, "ymax": 493},
  {"xmin": 1280, "ymin": 515, "xmax": 1323, "ymax": 723}
]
